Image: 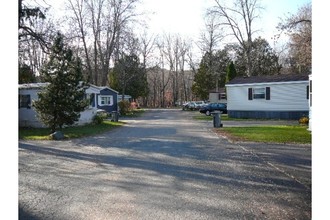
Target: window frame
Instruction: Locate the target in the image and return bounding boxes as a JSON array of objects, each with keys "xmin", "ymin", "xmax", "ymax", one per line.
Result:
[
  {"xmin": 248, "ymin": 87, "xmax": 270, "ymax": 100},
  {"xmin": 99, "ymin": 95, "xmax": 113, "ymax": 106},
  {"xmin": 253, "ymin": 88, "xmax": 266, "ymax": 99}
]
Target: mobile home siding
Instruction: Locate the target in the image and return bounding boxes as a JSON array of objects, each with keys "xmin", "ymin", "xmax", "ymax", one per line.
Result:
[
  {"xmin": 96, "ymin": 88, "xmax": 118, "ymax": 113},
  {"xmin": 19, "ymin": 88, "xmax": 45, "ymax": 127},
  {"xmin": 209, "ymin": 92, "xmax": 227, "ymax": 103},
  {"xmin": 227, "ymin": 81, "xmax": 308, "ymax": 111},
  {"xmin": 19, "ymin": 84, "xmax": 98, "ymax": 128},
  {"xmin": 226, "ymin": 81, "xmax": 309, "ymax": 119}
]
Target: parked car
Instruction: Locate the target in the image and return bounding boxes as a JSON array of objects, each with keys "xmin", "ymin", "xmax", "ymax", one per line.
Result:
[
  {"xmin": 199, "ymin": 103, "xmax": 227, "ymax": 116},
  {"xmin": 183, "ymin": 101, "xmax": 208, "ymax": 111},
  {"xmin": 182, "ymin": 101, "xmax": 193, "ymax": 110},
  {"xmin": 194, "ymin": 101, "xmax": 207, "ymax": 110}
]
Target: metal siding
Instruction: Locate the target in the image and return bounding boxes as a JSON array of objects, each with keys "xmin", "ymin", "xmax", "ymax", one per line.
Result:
[
  {"xmin": 97, "ymin": 88, "xmax": 118, "ymax": 113},
  {"xmin": 226, "ymin": 82, "xmax": 308, "ymax": 111},
  {"xmin": 19, "ymin": 87, "xmax": 97, "ymax": 128},
  {"xmin": 228, "ymin": 110, "xmax": 308, "ymax": 120}
]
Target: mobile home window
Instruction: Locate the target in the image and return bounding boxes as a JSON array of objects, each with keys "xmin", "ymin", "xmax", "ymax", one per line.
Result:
[
  {"xmin": 218, "ymin": 93, "xmax": 227, "ymax": 100},
  {"xmin": 248, "ymin": 87, "xmax": 270, "ymax": 100},
  {"xmin": 253, "ymin": 88, "xmax": 265, "ymax": 99},
  {"xmin": 19, "ymin": 94, "xmax": 31, "ymax": 108},
  {"xmin": 99, "ymin": 95, "xmax": 113, "ymax": 106}
]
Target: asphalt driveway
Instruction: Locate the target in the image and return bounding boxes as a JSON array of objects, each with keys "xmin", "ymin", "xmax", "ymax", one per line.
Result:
[{"xmin": 19, "ymin": 109, "xmax": 311, "ymax": 219}]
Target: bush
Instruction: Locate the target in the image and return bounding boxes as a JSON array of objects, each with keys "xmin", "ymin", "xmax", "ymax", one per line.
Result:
[
  {"xmin": 118, "ymin": 100, "xmax": 131, "ymax": 115},
  {"xmin": 92, "ymin": 114, "xmax": 104, "ymax": 124},
  {"xmin": 299, "ymin": 116, "xmax": 309, "ymax": 125},
  {"xmin": 92, "ymin": 112, "xmax": 108, "ymax": 124}
]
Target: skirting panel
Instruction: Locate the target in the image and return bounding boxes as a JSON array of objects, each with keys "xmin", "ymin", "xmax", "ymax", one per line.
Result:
[{"xmin": 228, "ymin": 110, "xmax": 308, "ymax": 120}]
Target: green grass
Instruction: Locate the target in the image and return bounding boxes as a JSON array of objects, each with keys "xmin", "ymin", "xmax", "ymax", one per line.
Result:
[
  {"xmin": 193, "ymin": 113, "xmax": 275, "ymax": 121},
  {"xmin": 19, "ymin": 120, "xmax": 125, "ymax": 140},
  {"xmin": 220, "ymin": 125, "xmax": 311, "ymax": 144},
  {"xmin": 193, "ymin": 113, "xmax": 239, "ymax": 121}
]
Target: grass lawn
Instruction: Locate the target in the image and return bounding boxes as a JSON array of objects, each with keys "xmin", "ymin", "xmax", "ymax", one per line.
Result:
[
  {"xmin": 19, "ymin": 120, "xmax": 125, "ymax": 140},
  {"xmin": 194, "ymin": 114, "xmax": 231, "ymax": 121},
  {"xmin": 217, "ymin": 125, "xmax": 311, "ymax": 144},
  {"xmin": 19, "ymin": 109, "xmax": 145, "ymax": 140},
  {"xmin": 193, "ymin": 112, "xmax": 311, "ymax": 144}
]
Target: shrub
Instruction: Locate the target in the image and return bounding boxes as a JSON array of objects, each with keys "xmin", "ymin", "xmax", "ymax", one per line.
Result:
[
  {"xmin": 118, "ymin": 100, "xmax": 131, "ymax": 115},
  {"xmin": 299, "ymin": 116, "xmax": 309, "ymax": 125},
  {"xmin": 92, "ymin": 114, "xmax": 106, "ymax": 124},
  {"xmin": 92, "ymin": 110, "xmax": 109, "ymax": 124}
]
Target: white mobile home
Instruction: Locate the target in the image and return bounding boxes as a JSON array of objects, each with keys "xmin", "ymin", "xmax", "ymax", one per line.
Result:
[
  {"xmin": 208, "ymin": 88, "xmax": 227, "ymax": 103},
  {"xmin": 19, "ymin": 83, "xmax": 100, "ymax": 128},
  {"xmin": 225, "ymin": 74, "xmax": 309, "ymax": 120}
]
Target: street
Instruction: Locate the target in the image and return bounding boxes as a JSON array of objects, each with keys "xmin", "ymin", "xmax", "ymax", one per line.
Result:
[{"xmin": 19, "ymin": 109, "xmax": 311, "ymax": 219}]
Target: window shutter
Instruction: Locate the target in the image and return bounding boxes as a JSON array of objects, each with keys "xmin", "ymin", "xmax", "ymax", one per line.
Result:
[
  {"xmin": 306, "ymin": 86, "xmax": 309, "ymax": 99},
  {"xmin": 248, "ymin": 88, "xmax": 253, "ymax": 100},
  {"xmin": 266, "ymin": 87, "xmax": 270, "ymax": 100}
]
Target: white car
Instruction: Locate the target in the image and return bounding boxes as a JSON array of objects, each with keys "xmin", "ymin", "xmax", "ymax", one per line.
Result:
[{"xmin": 194, "ymin": 101, "xmax": 207, "ymax": 110}]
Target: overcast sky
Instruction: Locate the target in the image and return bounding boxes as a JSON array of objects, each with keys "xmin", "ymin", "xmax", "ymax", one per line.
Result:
[
  {"xmin": 47, "ymin": 0, "xmax": 311, "ymax": 45},
  {"xmin": 135, "ymin": 0, "xmax": 310, "ymax": 43}
]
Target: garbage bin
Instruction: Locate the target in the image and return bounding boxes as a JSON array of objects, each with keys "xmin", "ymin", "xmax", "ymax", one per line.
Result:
[
  {"xmin": 111, "ymin": 111, "xmax": 118, "ymax": 122},
  {"xmin": 211, "ymin": 111, "xmax": 223, "ymax": 128}
]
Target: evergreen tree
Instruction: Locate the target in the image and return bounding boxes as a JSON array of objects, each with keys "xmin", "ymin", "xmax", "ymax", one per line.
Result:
[
  {"xmin": 192, "ymin": 50, "xmax": 230, "ymax": 100},
  {"xmin": 109, "ymin": 54, "xmax": 148, "ymax": 100},
  {"xmin": 192, "ymin": 53, "xmax": 215, "ymax": 100},
  {"xmin": 33, "ymin": 33, "xmax": 88, "ymax": 133},
  {"xmin": 229, "ymin": 37, "xmax": 281, "ymax": 76},
  {"xmin": 226, "ymin": 61, "xmax": 237, "ymax": 83},
  {"xmin": 19, "ymin": 64, "xmax": 36, "ymax": 84}
]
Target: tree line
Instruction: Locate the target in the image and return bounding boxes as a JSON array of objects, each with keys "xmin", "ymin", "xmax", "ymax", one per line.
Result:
[{"xmin": 19, "ymin": 0, "xmax": 312, "ymax": 107}]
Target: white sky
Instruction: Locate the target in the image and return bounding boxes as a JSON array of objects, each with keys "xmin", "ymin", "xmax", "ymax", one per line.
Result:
[
  {"xmin": 47, "ymin": 0, "xmax": 311, "ymax": 47},
  {"xmin": 134, "ymin": 0, "xmax": 311, "ymax": 46}
]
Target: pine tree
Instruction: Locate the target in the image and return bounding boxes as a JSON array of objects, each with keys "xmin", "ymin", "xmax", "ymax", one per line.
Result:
[
  {"xmin": 226, "ymin": 61, "xmax": 237, "ymax": 83},
  {"xmin": 192, "ymin": 52, "xmax": 216, "ymax": 100},
  {"xmin": 225, "ymin": 61, "xmax": 237, "ymax": 96},
  {"xmin": 33, "ymin": 33, "xmax": 88, "ymax": 133},
  {"xmin": 109, "ymin": 54, "xmax": 148, "ymax": 100}
]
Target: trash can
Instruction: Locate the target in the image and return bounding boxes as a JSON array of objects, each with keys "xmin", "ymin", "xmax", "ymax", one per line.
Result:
[
  {"xmin": 111, "ymin": 111, "xmax": 119, "ymax": 122},
  {"xmin": 212, "ymin": 111, "xmax": 223, "ymax": 128}
]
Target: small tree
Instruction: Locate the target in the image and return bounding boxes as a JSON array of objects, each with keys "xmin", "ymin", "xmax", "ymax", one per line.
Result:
[
  {"xmin": 225, "ymin": 61, "xmax": 237, "ymax": 96},
  {"xmin": 19, "ymin": 64, "xmax": 36, "ymax": 84},
  {"xmin": 33, "ymin": 33, "xmax": 88, "ymax": 133},
  {"xmin": 226, "ymin": 61, "xmax": 237, "ymax": 83}
]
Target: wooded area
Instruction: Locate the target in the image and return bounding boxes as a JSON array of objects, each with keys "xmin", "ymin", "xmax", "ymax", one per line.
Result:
[{"xmin": 19, "ymin": 0, "xmax": 312, "ymax": 107}]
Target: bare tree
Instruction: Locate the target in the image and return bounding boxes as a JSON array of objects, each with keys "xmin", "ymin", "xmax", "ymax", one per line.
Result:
[
  {"xmin": 19, "ymin": 0, "xmax": 50, "ymax": 52},
  {"xmin": 19, "ymin": 6, "xmax": 57, "ymax": 79},
  {"xmin": 277, "ymin": 2, "xmax": 311, "ymax": 73},
  {"xmin": 208, "ymin": 0, "xmax": 263, "ymax": 77},
  {"xmin": 66, "ymin": 0, "xmax": 94, "ymax": 83},
  {"xmin": 136, "ymin": 32, "xmax": 153, "ymax": 68},
  {"xmin": 65, "ymin": 0, "xmax": 141, "ymax": 86},
  {"xmin": 198, "ymin": 12, "xmax": 224, "ymax": 54},
  {"xmin": 160, "ymin": 34, "xmax": 194, "ymax": 106},
  {"xmin": 155, "ymin": 38, "xmax": 172, "ymax": 107}
]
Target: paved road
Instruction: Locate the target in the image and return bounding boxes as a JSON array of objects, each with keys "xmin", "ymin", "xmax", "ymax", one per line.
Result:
[{"xmin": 19, "ymin": 109, "xmax": 311, "ymax": 219}]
